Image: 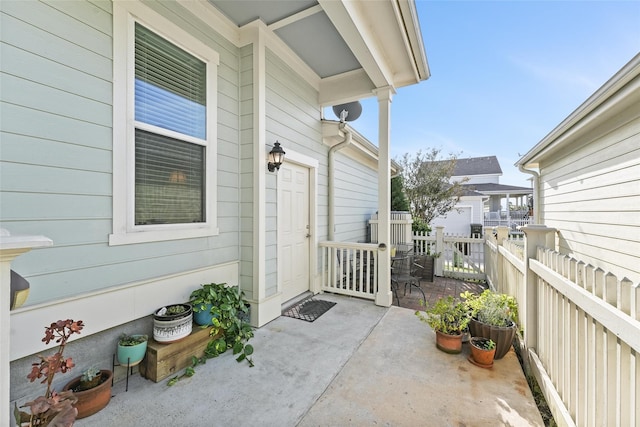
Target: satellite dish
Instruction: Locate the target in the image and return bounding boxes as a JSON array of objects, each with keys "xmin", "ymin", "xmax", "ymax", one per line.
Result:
[{"xmin": 332, "ymin": 101, "xmax": 362, "ymax": 122}]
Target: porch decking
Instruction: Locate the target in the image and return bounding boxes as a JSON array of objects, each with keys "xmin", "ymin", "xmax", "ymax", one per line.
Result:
[{"xmin": 75, "ymin": 282, "xmax": 543, "ymax": 427}]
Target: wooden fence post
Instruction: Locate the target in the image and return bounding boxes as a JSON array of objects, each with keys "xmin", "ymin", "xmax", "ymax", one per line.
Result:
[{"xmin": 521, "ymin": 225, "xmax": 556, "ymax": 353}]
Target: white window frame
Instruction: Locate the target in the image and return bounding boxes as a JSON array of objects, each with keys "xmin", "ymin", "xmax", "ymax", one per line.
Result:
[{"xmin": 110, "ymin": 1, "xmax": 219, "ymax": 246}]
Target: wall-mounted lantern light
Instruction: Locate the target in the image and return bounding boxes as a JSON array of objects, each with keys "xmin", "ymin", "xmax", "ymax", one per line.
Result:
[{"xmin": 267, "ymin": 141, "xmax": 286, "ymax": 172}]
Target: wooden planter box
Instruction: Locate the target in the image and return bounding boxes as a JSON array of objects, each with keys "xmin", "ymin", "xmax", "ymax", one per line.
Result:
[{"xmin": 139, "ymin": 324, "xmax": 221, "ymax": 382}]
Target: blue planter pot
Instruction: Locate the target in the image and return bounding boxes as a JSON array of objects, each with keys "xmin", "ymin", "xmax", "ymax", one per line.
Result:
[
  {"xmin": 117, "ymin": 335, "xmax": 148, "ymax": 366},
  {"xmin": 193, "ymin": 303, "xmax": 215, "ymax": 326}
]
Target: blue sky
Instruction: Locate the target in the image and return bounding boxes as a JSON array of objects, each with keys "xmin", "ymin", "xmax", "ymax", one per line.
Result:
[{"xmin": 340, "ymin": 1, "xmax": 640, "ymax": 187}]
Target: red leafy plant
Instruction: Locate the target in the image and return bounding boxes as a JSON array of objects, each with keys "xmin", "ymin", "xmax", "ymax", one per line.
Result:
[{"xmin": 14, "ymin": 319, "xmax": 84, "ymax": 427}]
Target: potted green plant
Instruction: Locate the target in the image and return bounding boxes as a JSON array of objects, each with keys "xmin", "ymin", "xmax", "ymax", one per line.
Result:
[
  {"xmin": 166, "ymin": 284, "xmax": 254, "ymax": 386},
  {"xmin": 14, "ymin": 319, "xmax": 82, "ymax": 427},
  {"xmin": 468, "ymin": 337, "xmax": 496, "ymax": 368},
  {"xmin": 461, "ymin": 289, "xmax": 518, "ymax": 359},
  {"xmin": 189, "ymin": 282, "xmax": 228, "ymax": 326},
  {"xmin": 117, "ymin": 334, "xmax": 148, "ymax": 366},
  {"xmin": 62, "ymin": 366, "xmax": 113, "ymax": 419},
  {"xmin": 201, "ymin": 283, "xmax": 254, "ymax": 366},
  {"xmin": 415, "ymin": 296, "xmax": 470, "ymax": 354},
  {"xmin": 153, "ymin": 303, "xmax": 193, "ymax": 343}
]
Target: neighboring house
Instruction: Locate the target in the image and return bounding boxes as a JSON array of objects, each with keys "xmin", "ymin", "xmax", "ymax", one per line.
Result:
[
  {"xmin": 430, "ymin": 156, "xmax": 533, "ymax": 234},
  {"xmin": 0, "ymin": 0, "xmax": 428, "ymax": 409},
  {"xmin": 517, "ymin": 53, "xmax": 640, "ymax": 284},
  {"xmin": 430, "ymin": 186, "xmax": 486, "ymax": 236}
]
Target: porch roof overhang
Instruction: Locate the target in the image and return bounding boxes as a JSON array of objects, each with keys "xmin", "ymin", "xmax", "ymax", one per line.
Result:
[
  {"xmin": 465, "ymin": 183, "xmax": 533, "ymax": 197},
  {"xmin": 516, "ymin": 53, "xmax": 640, "ymax": 170},
  {"xmin": 204, "ymin": 0, "xmax": 430, "ymax": 106},
  {"xmin": 321, "ymin": 120, "xmax": 401, "ymax": 175}
]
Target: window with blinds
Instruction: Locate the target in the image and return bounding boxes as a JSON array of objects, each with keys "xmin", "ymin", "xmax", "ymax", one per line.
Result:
[{"xmin": 134, "ymin": 23, "xmax": 206, "ymax": 225}]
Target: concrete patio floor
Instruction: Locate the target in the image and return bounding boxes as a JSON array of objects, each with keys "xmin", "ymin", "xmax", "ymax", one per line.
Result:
[{"xmin": 76, "ymin": 282, "xmax": 544, "ymax": 427}]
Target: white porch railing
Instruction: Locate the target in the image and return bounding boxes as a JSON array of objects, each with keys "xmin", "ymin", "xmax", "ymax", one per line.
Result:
[
  {"xmin": 319, "ymin": 241, "xmax": 379, "ymax": 300},
  {"xmin": 485, "ymin": 225, "xmax": 640, "ymax": 427}
]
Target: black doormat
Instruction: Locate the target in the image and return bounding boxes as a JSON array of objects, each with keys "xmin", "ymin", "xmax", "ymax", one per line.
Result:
[{"xmin": 282, "ymin": 296, "xmax": 336, "ymax": 322}]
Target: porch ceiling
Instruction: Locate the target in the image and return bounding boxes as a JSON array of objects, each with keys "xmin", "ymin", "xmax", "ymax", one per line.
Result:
[{"xmin": 208, "ymin": 0, "xmax": 430, "ymax": 106}]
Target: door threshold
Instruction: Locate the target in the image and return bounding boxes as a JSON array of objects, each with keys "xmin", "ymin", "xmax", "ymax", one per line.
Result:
[{"xmin": 282, "ymin": 291, "xmax": 313, "ymax": 311}]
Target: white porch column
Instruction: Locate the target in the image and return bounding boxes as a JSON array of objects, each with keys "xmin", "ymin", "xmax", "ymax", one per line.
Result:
[
  {"xmin": 375, "ymin": 87, "xmax": 395, "ymax": 307},
  {"xmin": 0, "ymin": 229, "xmax": 53, "ymax": 426}
]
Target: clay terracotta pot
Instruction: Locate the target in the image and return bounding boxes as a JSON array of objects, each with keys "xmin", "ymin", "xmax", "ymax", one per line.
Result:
[
  {"xmin": 63, "ymin": 369, "xmax": 112, "ymax": 419},
  {"xmin": 469, "ymin": 337, "xmax": 496, "ymax": 368},
  {"xmin": 435, "ymin": 330, "xmax": 463, "ymax": 354}
]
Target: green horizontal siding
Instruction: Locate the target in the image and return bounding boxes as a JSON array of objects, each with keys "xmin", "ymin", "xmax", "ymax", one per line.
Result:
[{"xmin": 1, "ymin": 0, "xmax": 242, "ymax": 305}]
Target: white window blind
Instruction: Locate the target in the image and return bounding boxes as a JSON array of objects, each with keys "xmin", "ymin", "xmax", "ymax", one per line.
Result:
[
  {"xmin": 135, "ymin": 129, "xmax": 205, "ymax": 225},
  {"xmin": 135, "ymin": 23, "xmax": 206, "ymax": 138},
  {"xmin": 134, "ymin": 23, "xmax": 207, "ymax": 225}
]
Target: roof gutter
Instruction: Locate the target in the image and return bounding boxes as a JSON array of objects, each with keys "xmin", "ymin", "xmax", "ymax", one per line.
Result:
[
  {"xmin": 518, "ymin": 164, "xmax": 540, "ymax": 224},
  {"xmin": 328, "ymin": 123, "xmax": 352, "ymax": 241}
]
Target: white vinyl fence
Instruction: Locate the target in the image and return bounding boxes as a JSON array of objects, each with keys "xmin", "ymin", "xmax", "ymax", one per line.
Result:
[
  {"xmin": 369, "ymin": 211, "xmax": 412, "ymax": 245},
  {"xmin": 413, "ymin": 227, "xmax": 485, "ymax": 281},
  {"xmin": 486, "ymin": 225, "xmax": 640, "ymax": 427}
]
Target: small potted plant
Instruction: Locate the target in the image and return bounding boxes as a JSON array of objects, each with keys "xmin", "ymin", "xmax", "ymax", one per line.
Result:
[
  {"xmin": 415, "ymin": 296, "xmax": 470, "ymax": 354},
  {"xmin": 189, "ymin": 282, "xmax": 228, "ymax": 326},
  {"xmin": 62, "ymin": 366, "xmax": 113, "ymax": 419},
  {"xmin": 117, "ymin": 334, "xmax": 148, "ymax": 366},
  {"xmin": 14, "ymin": 319, "xmax": 82, "ymax": 427},
  {"xmin": 462, "ymin": 289, "xmax": 518, "ymax": 359},
  {"xmin": 469, "ymin": 337, "xmax": 496, "ymax": 368},
  {"xmin": 152, "ymin": 303, "xmax": 193, "ymax": 343}
]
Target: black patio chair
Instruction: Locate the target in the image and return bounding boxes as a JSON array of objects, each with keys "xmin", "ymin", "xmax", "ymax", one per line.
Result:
[{"xmin": 391, "ymin": 246, "xmax": 425, "ymax": 304}]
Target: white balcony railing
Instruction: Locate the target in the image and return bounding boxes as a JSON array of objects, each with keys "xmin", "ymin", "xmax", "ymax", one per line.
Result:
[{"xmin": 483, "ymin": 210, "xmax": 532, "ymax": 230}]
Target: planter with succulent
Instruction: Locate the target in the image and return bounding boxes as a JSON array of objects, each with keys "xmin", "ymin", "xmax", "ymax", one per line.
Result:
[
  {"xmin": 62, "ymin": 366, "xmax": 113, "ymax": 419},
  {"xmin": 117, "ymin": 334, "xmax": 148, "ymax": 367},
  {"xmin": 14, "ymin": 319, "xmax": 83, "ymax": 427},
  {"xmin": 462, "ymin": 289, "xmax": 518, "ymax": 359},
  {"xmin": 153, "ymin": 303, "xmax": 193, "ymax": 343},
  {"xmin": 468, "ymin": 337, "xmax": 496, "ymax": 368},
  {"xmin": 415, "ymin": 296, "xmax": 470, "ymax": 354}
]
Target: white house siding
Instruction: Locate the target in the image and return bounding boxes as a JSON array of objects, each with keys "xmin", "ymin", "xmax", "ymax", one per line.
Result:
[
  {"xmin": 539, "ymin": 110, "xmax": 640, "ymax": 283},
  {"xmin": 431, "ymin": 196, "xmax": 484, "ymax": 235},
  {"xmin": 333, "ymin": 154, "xmax": 378, "ymax": 242},
  {"xmin": 264, "ymin": 49, "xmax": 327, "ymax": 298}
]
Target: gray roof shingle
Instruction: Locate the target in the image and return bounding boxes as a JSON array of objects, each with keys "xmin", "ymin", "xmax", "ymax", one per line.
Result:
[{"xmin": 453, "ymin": 156, "xmax": 502, "ymax": 176}]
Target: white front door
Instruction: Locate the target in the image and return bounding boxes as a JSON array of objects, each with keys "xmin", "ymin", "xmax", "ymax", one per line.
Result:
[{"xmin": 279, "ymin": 162, "xmax": 310, "ymax": 302}]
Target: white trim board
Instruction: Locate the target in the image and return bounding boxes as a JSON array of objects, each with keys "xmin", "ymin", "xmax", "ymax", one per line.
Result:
[{"xmin": 10, "ymin": 262, "xmax": 238, "ymax": 361}]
